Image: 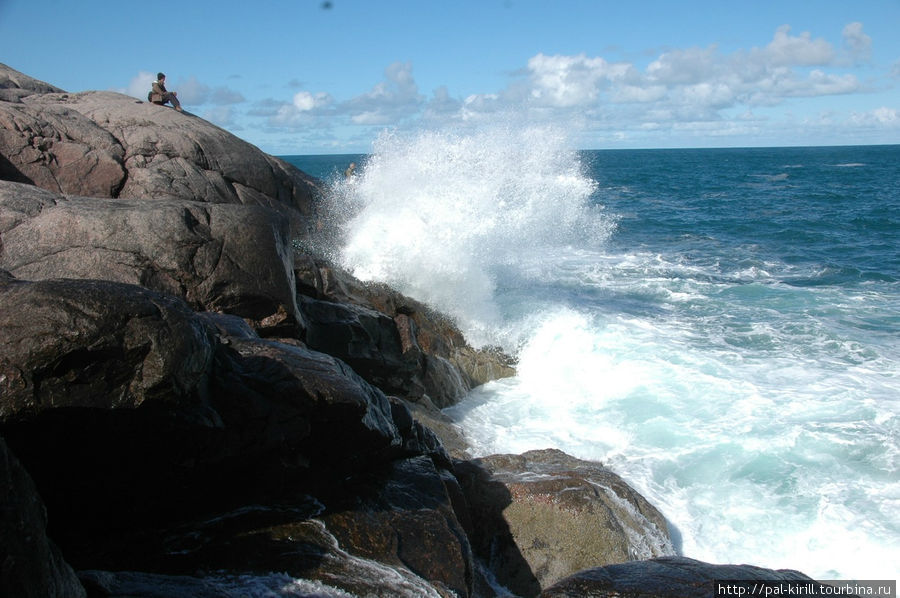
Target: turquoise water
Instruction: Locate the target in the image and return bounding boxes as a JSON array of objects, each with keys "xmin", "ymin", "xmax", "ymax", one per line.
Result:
[{"xmin": 282, "ymin": 136, "xmax": 899, "ymax": 580}]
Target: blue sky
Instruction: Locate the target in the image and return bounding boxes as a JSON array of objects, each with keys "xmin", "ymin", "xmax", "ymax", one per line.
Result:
[{"xmin": 1, "ymin": 0, "xmax": 898, "ymax": 154}]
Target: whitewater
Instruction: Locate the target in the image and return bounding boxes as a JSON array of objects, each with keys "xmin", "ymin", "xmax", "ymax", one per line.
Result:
[{"xmin": 287, "ymin": 131, "xmax": 899, "ymax": 581}]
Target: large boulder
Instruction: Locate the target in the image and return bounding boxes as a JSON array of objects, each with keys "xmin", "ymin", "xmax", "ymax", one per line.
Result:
[
  {"xmin": 0, "ymin": 435, "xmax": 86, "ymax": 598},
  {"xmin": 539, "ymin": 556, "xmax": 816, "ymax": 598},
  {"xmin": 0, "ymin": 181, "xmax": 302, "ymax": 334},
  {"xmin": 455, "ymin": 449, "xmax": 675, "ymax": 597},
  {"xmin": 0, "ymin": 63, "xmax": 320, "ymax": 237},
  {"xmin": 209, "ymin": 335, "xmax": 402, "ymax": 469},
  {"xmin": 0, "ymin": 273, "xmax": 216, "ymax": 417}
]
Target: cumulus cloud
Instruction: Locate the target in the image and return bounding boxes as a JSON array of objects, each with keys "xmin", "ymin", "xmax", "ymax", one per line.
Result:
[
  {"xmin": 293, "ymin": 90, "xmax": 332, "ymax": 111},
  {"xmin": 526, "ymin": 53, "xmax": 634, "ymax": 107},
  {"xmin": 850, "ymin": 107, "xmax": 899, "ymax": 126},
  {"xmin": 203, "ymin": 106, "xmax": 239, "ymax": 128},
  {"xmin": 124, "ymin": 71, "xmax": 155, "ymax": 99},
  {"xmin": 762, "ymin": 25, "xmax": 834, "ymax": 66},
  {"xmin": 175, "ymin": 76, "xmax": 245, "ymax": 106},
  {"xmin": 842, "ymin": 22, "xmax": 872, "ymax": 63},
  {"xmin": 647, "ymin": 46, "xmax": 720, "ymax": 85},
  {"xmin": 344, "ymin": 61, "xmax": 424, "ymax": 124}
]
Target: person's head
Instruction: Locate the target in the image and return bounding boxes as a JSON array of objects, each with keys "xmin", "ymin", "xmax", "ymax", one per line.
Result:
[{"xmin": 157, "ymin": 72, "xmax": 166, "ymax": 82}]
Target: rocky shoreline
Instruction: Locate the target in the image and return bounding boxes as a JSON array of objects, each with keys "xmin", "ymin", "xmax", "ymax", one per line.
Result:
[{"xmin": 1, "ymin": 63, "xmax": 816, "ymax": 597}]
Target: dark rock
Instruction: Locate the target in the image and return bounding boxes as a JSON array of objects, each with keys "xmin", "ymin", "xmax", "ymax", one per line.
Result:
[
  {"xmin": 209, "ymin": 336, "xmax": 402, "ymax": 469},
  {"xmin": 0, "ymin": 275, "xmax": 216, "ymax": 417},
  {"xmin": 455, "ymin": 449, "xmax": 675, "ymax": 597},
  {"xmin": 0, "ymin": 275, "xmax": 414, "ymax": 575},
  {"xmin": 73, "ymin": 458, "xmax": 475, "ymax": 597},
  {"xmin": 404, "ymin": 398, "xmax": 472, "ymax": 459},
  {"xmin": 0, "ymin": 435, "xmax": 86, "ymax": 598},
  {"xmin": 300, "ymin": 295, "xmax": 424, "ymax": 398},
  {"xmin": 321, "ymin": 455, "xmax": 475, "ymax": 597},
  {"xmin": 0, "ymin": 181, "xmax": 303, "ymax": 335},
  {"xmin": 295, "ymin": 255, "xmax": 516, "ymax": 406},
  {"xmin": 539, "ymin": 556, "xmax": 816, "ymax": 598},
  {"xmin": 79, "ymin": 498, "xmax": 455, "ymax": 597},
  {"xmin": 77, "ymin": 567, "xmax": 447, "ymax": 598}
]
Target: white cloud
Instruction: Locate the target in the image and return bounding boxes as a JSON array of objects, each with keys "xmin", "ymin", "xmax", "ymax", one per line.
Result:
[
  {"xmin": 124, "ymin": 71, "xmax": 155, "ymax": 99},
  {"xmin": 762, "ymin": 25, "xmax": 835, "ymax": 67},
  {"xmin": 842, "ymin": 22, "xmax": 872, "ymax": 63},
  {"xmin": 526, "ymin": 53, "xmax": 628, "ymax": 107},
  {"xmin": 647, "ymin": 46, "xmax": 720, "ymax": 85},
  {"xmin": 203, "ymin": 106, "xmax": 238, "ymax": 128},
  {"xmin": 850, "ymin": 107, "xmax": 899, "ymax": 126},
  {"xmin": 423, "ymin": 86, "xmax": 463, "ymax": 122},
  {"xmin": 293, "ymin": 90, "xmax": 332, "ymax": 111},
  {"xmin": 175, "ymin": 76, "xmax": 209, "ymax": 104},
  {"xmin": 344, "ymin": 61, "xmax": 424, "ymax": 124},
  {"xmin": 163, "ymin": 76, "xmax": 246, "ymax": 106},
  {"xmin": 210, "ymin": 87, "xmax": 246, "ymax": 105}
]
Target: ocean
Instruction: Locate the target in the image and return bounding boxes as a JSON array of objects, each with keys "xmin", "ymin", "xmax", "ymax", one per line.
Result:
[{"xmin": 281, "ymin": 130, "xmax": 899, "ymax": 581}]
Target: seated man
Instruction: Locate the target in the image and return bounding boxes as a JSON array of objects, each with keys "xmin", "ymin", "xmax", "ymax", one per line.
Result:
[{"xmin": 149, "ymin": 72, "xmax": 182, "ymax": 111}]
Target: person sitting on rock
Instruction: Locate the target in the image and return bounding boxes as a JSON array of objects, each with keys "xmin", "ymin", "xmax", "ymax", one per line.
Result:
[{"xmin": 149, "ymin": 72, "xmax": 182, "ymax": 111}]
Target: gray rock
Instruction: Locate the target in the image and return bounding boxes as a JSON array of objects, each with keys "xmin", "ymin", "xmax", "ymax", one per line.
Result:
[
  {"xmin": 0, "ymin": 62, "xmax": 65, "ymax": 102},
  {"xmin": 0, "ymin": 64, "xmax": 321, "ymax": 237},
  {"xmin": 455, "ymin": 448, "xmax": 675, "ymax": 597},
  {"xmin": 0, "ymin": 435, "xmax": 86, "ymax": 598},
  {"xmin": 0, "ymin": 181, "xmax": 302, "ymax": 334}
]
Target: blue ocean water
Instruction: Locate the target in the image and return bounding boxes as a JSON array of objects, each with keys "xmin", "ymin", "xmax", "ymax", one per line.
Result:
[{"xmin": 282, "ymin": 134, "xmax": 899, "ymax": 580}]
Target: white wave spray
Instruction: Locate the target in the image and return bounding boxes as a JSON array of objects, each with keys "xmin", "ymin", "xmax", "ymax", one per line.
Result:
[{"xmin": 326, "ymin": 125, "xmax": 612, "ymax": 347}]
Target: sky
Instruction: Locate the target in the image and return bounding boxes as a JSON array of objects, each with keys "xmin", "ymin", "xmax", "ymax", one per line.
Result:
[{"xmin": 1, "ymin": 0, "xmax": 898, "ymax": 154}]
